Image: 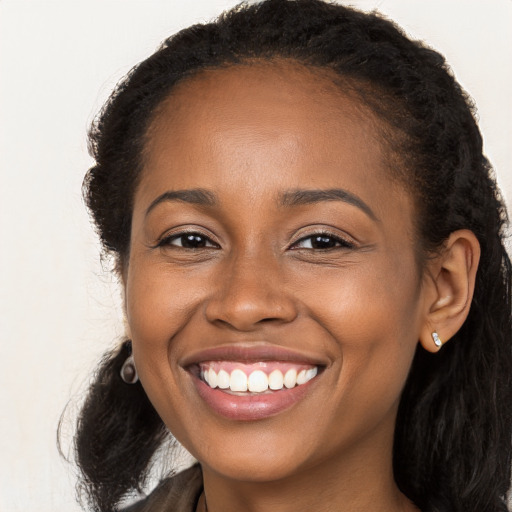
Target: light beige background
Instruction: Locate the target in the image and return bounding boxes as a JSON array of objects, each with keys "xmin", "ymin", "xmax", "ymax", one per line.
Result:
[{"xmin": 1, "ymin": 1, "xmax": 511, "ymax": 511}]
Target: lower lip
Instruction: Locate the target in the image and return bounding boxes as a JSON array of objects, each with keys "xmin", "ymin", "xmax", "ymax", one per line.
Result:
[{"xmin": 193, "ymin": 375, "xmax": 317, "ymax": 421}]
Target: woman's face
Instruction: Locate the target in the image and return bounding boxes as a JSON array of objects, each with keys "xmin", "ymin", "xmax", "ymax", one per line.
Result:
[{"xmin": 125, "ymin": 63, "xmax": 430, "ymax": 482}]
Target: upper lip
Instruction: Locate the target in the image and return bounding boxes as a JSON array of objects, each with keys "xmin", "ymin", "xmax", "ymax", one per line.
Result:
[{"xmin": 180, "ymin": 342, "xmax": 330, "ymax": 368}]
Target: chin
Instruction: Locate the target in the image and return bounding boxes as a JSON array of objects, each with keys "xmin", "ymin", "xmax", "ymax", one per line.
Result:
[{"xmin": 200, "ymin": 448, "xmax": 309, "ymax": 483}]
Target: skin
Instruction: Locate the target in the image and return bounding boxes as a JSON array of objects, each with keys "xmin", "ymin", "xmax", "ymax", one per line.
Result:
[{"xmin": 123, "ymin": 62, "xmax": 479, "ymax": 512}]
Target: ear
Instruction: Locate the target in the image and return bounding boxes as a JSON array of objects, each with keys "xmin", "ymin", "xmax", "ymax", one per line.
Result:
[{"xmin": 419, "ymin": 230, "xmax": 480, "ymax": 353}]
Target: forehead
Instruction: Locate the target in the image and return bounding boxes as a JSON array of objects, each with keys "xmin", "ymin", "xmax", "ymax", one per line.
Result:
[
  {"xmin": 146, "ymin": 61, "xmax": 381, "ymax": 151},
  {"xmin": 152, "ymin": 61, "xmax": 366, "ymax": 121},
  {"xmin": 138, "ymin": 62, "xmax": 406, "ymax": 219}
]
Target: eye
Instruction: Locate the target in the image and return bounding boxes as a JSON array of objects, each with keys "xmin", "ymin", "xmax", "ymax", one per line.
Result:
[
  {"xmin": 291, "ymin": 233, "xmax": 355, "ymax": 250},
  {"xmin": 158, "ymin": 232, "xmax": 218, "ymax": 249}
]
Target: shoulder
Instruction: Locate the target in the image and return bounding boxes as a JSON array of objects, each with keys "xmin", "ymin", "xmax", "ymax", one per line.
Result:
[{"xmin": 122, "ymin": 464, "xmax": 203, "ymax": 512}]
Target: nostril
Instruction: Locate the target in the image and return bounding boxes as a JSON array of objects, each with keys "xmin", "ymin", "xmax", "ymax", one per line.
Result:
[
  {"xmin": 212, "ymin": 316, "xmax": 286, "ymax": 331},
  {"xmin": 204, "ymin": 279, "xmax": 298, "ymax": 330}
]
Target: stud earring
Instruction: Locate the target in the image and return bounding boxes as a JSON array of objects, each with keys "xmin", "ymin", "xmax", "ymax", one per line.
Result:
[
  {"xmin": 432, "ymin": 331, "xmax": 443, "ymax": 349},
  {"xmin": 120, "ymin": 353, "xmax": 139, "ymax": 384}
]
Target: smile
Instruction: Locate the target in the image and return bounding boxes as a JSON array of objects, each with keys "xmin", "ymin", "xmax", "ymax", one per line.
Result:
[
  {"xmin": 199, "ymin": 361, "xmax": 319, "ymax": 393},
  {"xmin": 187, "ymin": 358, "xmax": 326, "ymax": 422},
  {"xmin": 183, "ymin": 344, "xmax": 327, "ymax": 421}
]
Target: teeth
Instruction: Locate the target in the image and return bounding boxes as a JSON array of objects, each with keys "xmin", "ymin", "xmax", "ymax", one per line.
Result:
[
  {"xmin": 306, "ymin": 367, "xmax": 318, "ymax": 380},
  {"xmin": 201, "ymin": 365, "xmax": 319, "ymax": 393},
  {"xmin": 268, "ymin": 369, "xmax": 284, "ymax": 390},
  {"xmin": 248, "ymin": 370, "xmax": 268, "ymax": 393},
  {"xmin": 230, "ymin": 369, "xmax": 248, "ymax": 392},
  {"xmin": 297, "ymin": 369, "xmax": 308, "ymax": 385},
  {"xmin": 208, "ymin": 367, "xmax": 218, "ymax": 389},
  {"xmin": 284, "ymin": 368, "xmax": 297, "ymax": 389},
  {"xmin": 217, "ymin": 369, "xmax": 230, "ymax": 389}
]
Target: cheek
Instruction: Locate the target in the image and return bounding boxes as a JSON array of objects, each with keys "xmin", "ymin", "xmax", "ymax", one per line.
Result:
[
  {"xmin": 124, "ymin": 258, "xmax": 197, "ymax": 374},
  {"xmin": 126, "ymin": 255, "xmax": 198, "ymax": 337},
  {"xmin": 300, "ymin": 254, "xmax": 422, "ymax": 397},
  {"xmin": 124, "ymin": 259, "xmax": 204, "ymax": 442},
  {"xmin": 308, "ymin": 244, "xmax": 422, "ymax": 336},
  {"xmin": 317, "ymin": 268, "xmax": 421, "ymax": 348}
]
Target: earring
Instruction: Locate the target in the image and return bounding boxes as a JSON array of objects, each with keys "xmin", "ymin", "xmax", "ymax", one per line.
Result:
[
  {"xmin": 120, "ymin": 353, "xmax": 139, "ymax": 384},
  {"xmin": 432, "ymin": 331, "xmax": 443, "ymax": 349}
]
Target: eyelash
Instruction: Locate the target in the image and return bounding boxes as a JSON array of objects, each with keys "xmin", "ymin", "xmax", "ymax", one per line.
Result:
[
  {"xmin": 157, "ymin": 231, "xmax": 219, "ymax": 250},
  {"xmin": 157, "ymin": 230, "xmax": 355, "ymax": 251},
  {"xmin": 290, "ymin": 231, "xmax": 355, "ymax": 251}
]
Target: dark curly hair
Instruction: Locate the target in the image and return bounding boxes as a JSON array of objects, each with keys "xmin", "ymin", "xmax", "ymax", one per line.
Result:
[{"xmin": 74, "ymin": 1, "xmax": 512, "ymax": 511}]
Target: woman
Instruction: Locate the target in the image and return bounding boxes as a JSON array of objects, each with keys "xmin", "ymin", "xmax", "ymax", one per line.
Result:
[{"xmin": 73, "ymin": 0, "xmax": 512, "ymax": 511}]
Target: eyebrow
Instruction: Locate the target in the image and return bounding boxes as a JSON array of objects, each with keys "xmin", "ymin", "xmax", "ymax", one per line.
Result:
[
  {"xmin": 145, "ymin": 187, "xmax": 377, "ymax": 222},
  {"xmin": 280, "ymin": 188, "xmax": 378, "ymax": 221},
  {"xmin": 145, "ymin": 188, "xmax": 217, "ymax": 217}
]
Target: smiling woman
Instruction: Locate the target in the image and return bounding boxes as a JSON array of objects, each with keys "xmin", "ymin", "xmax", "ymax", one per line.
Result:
[{"xmin": 72, "ymin": 1, "xmax": 512, "ymax": 512}]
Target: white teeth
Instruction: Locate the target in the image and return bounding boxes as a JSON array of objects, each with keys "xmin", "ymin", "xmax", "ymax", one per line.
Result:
[
  {"xmin": 248, "ymin": 370, "xmax": 269, "ymax": 393},
  {"xmin": 208, "ymin": 367, "xmax": 218, "ymax": 388},
  {"xmin": 296, "ymin": 369, "xmax": 308, "ymax": 385},
  {"xmin": 268, "ymin": 369, "xmax": 284, "ymax": 390},
  {"xmin": 202, "ymin": 365, "xmax": 319, "ymax": 392},
  {"xmin": 217, "ymin": 369, "xmax": 230, "ymax": 389},
  {"xmin": 284, "ymin": 368, "xmax": 297, "ymax": 389},
  {"xmin": 306, "ymin": 367, "xmax": 318, "ymax": 381},
  {"xmin": 230, "ymin": 369, "xmax": 248, "ymax": 392}
]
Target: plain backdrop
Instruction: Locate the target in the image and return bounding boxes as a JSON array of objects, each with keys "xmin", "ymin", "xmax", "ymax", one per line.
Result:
[{"xmin": 1, "ymin": 1, "xmax": 511, "ymax": 511}]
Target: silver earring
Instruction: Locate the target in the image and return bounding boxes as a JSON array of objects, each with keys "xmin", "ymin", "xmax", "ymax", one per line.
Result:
[
  {"xmin": 120, "ymin": 354, "xmax": 139, "ymax": 384},
  {"xmin": 432, "ymin": 331, "xmax": 443, "ymax": 348}
]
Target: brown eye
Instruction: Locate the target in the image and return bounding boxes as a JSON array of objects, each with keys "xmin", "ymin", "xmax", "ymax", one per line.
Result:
[
  {"xmin": 292, "ymin": 233, "xmax": 354, "ymax": 250},
  {"xmin": 160, "ymin": 232, "xmax": 217, "ymax": 249}
]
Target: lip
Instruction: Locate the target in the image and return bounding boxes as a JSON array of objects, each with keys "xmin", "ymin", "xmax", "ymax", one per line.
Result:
[
  {"xmin": 182, "ymin": 343, "xmax": 327, "ymax": 421},
  {"xmin": 181, "ymin": 342, "xmax": 329, "ymax": 367},
  {"xmin": 192, "ymin": 372, "xmax": 319, "ymax": 421}
]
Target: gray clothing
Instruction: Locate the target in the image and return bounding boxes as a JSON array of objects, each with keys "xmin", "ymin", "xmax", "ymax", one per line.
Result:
[{"xmin": 123, "ymin": 465, "xmax": 202, "ymax": 512}]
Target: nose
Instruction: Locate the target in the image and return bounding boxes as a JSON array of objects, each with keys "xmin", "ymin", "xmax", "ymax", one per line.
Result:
[{"xmin": 205, "ymin": 253, "xmax": 298, "ymax": 331}]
